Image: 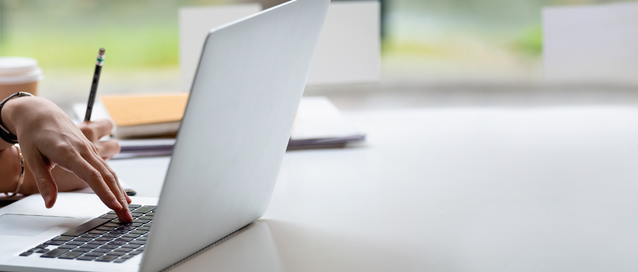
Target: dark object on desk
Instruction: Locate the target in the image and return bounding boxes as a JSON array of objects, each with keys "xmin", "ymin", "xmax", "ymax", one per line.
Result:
[
  {"xmin": 0, "ymin": 193, "xmax": 25, "ymax": 208},
  {"xmin": 0, "ymin": 199, "xmax": 18, "ymax": 208},
  {"xmin": 113, "ymin": 134, "xmax": 366, "ymax": 159},
  {"xmin": 125, "ymin": 189, "xmax": 137, "ymax": 196},
  {"xmin": 287, "ymin": 134, "xmax": 366, "ymax": 150}
]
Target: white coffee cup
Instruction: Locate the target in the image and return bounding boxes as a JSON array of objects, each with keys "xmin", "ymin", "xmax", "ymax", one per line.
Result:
[{"xmin": 0, "ymin": 57, "xmax": 43, "ymax": 100}]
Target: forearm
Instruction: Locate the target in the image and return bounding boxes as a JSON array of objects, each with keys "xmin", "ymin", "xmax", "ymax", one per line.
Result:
[
  {"xmin": 1, "ymin": 147, "xmax": 88, "ymax": 195},
  {"xmin": 0, "ymin": 146, "xmax": 19, "ymax": 194}
]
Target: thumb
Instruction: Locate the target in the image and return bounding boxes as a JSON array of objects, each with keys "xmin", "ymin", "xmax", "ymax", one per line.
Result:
[{"xmin": 25, "ymin": 153, "xmax": 58, "ymax": 209}]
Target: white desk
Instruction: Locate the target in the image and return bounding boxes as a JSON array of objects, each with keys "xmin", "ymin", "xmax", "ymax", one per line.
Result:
[{"xmin": 109, "ymin": 106, "xmax": 638, "ymax": 272}]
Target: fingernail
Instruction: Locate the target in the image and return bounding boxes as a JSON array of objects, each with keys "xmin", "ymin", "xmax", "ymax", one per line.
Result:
[
  {"xmin": 42, "ymin": 192, "xmax": 52, "ymax": 208},
  {"xmin": 40, "ymin": 182, "xmax": 52, "ymax": 208}
]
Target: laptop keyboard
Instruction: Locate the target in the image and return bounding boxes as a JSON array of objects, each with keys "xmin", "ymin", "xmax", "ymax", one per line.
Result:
[{"xmin": 18, "ymin": 204, "xmax": 155, "ymax": 264}]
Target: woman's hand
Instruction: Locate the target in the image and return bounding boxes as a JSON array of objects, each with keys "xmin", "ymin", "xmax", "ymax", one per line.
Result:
[
  {"xmin": 20, "ymin": 119, "xmax": 123, "ymax": 196},
  {"xmin": 77, "ymin": 119, "xmax": 121, "ymax": 160},
  {"xmin": 1, "ymin": 97, "xmax": 132, "ymax": 222}
]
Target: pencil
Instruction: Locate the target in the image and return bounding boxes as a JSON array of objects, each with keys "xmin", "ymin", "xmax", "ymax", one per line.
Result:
[{"xmin": 84, "ymin": 48, "xmax": 105, "ymax": 122}]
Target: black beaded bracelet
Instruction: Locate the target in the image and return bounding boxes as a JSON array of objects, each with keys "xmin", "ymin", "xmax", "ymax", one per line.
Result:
[{"xmin": 0, "ymin": 92, "xmax": 34, "ymax": 144}]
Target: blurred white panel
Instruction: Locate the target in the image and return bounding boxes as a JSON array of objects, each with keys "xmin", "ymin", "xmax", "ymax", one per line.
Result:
[
  {"xmin": 543, "ymin": 2, "xmax": 638, "ymax": 85},
  {"xmin": 179, "ymin": 4, "xmax": 262, "ymax": 91},
  {"xmin": 307, "ymin": 1, "xmax": 381, "ymax": 85}
]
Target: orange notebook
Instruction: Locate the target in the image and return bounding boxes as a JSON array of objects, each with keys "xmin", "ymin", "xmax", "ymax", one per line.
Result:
[{"xmin": 101, "ymin": 93, "xmax": 189, "ymax": 138}]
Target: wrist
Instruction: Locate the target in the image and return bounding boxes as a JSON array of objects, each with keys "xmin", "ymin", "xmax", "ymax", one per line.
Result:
[{"xmin": 1, "ymin": 96, "xmax": 38, "ymax": 136}]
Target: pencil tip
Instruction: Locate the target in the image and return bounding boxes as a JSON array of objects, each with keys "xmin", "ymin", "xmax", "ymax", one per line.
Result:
[{"xmin": 99, "ymin": 48, "xmax": 105, "ymax": 53}]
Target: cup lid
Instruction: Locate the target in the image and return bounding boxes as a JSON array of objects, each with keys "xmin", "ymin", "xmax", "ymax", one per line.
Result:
[{"xmin": 0, "ymin": 57, "xmax": 42, "ymax": 84}]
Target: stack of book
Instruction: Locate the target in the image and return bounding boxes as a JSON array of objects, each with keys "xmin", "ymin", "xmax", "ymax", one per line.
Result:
[{"xmin": 74, "ymin": 94, "xmax": 365, "ymax": 159}]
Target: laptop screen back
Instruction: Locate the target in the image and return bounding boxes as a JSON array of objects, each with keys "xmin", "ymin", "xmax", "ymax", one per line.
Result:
[{"xmin": 140, "ymin": 0, "xmax": 330, "ymax": 271}]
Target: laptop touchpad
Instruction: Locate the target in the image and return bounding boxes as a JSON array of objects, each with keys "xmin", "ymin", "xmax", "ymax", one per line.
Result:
[{"xmin": 0, "ymin": 214, "xmax": 73, "ymax": 237}]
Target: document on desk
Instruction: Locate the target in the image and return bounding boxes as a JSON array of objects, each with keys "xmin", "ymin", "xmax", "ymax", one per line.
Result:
[
  {"xmin": 72, "ymin": 96, "xmax": 365, "ymax": 158},
  {"xmin": 288, "ymin": 96, "xmax": 365, "ymax": 150}
]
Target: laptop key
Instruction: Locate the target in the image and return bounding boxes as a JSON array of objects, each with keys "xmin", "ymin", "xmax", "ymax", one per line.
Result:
[
  {"xmin": 109, "ymin": 251, "xmax": 126, "ymax": 256},
  {"xmin": 58, "ymin": 245, "xmax": 76, "ymax": 249},
  {"xmin": 128, "ymin": 204, "xmax": 141, "ymax": 209},
  {"xmin": 41, "ymin": 248, "xmax": 70, "ymax": 258},
  {"xmin": 114, "ymin": 247, "xmax": 134, "ymax": 252},
  {"xmin": 122, "ymin": 244, "xmax": 140, "ymax": 249},
  {"xmin": 83, "ymin": 252, "xmax": 104, "ymax": 258},
  {"xmin": 47, "ymin": 240, "xmax": 64, "ymax": 245},
  {"xmin": 128, "ymin": 251, "xmax": 143, "ymax": 256},
  {"xmin": 99, "ymin": 214, "xmax": 118, "ymax": 220},
  {"xmin": 35, "ymin": 248, "xmax": 50, "ymax": 253},
  {"xmin": 52, "ymin": 236, "xmax": 73, "ymax": 241},
  {"xmin": 96, "ymin": 255, "xmax": 119, "ymax": 262},
  {"xmin": 132, "ymin": 205, "xmax": 155, "ymax": 213},
  {"xmin": 77, "ymin": 256, "xmax": 97, "ymax": 261},
  {"xmin": 80, "ymin": 244, "xmax": 99, "ymax": 249},
  {"xmin": 111, "ymin": 219, "xmax": 127, "ymax": 224},
  {"xmin": 96, "ymin": 226, "xmax": 113, "ymax": 231},
  {"xmin": 72, "ymin": 248, "xmax": 91, "ymax": 252},
  {"xmin": 61, "ymin": 218, "xmax": 110, "ymax": 237},
  {"xmin": 19, "ymin": 251, "xmax": 33, "ymax": 257},
  {"xmin": 58, "ymin": 251, "xmax": 83, "ymax": 259},
  {"xmin": 129, "ymin": 240, "xmax": 146, "ymax": 245},
  {"xmin": 114, "ymin": 258, "xmax": 128, "ymax": 263},
  {"xmin": 131, "ymin": 212, "xmax": 144, "ymax": 218},
  {"xmin": 99, "ymin": 245, "xmax": 119, "ymax": 249}
]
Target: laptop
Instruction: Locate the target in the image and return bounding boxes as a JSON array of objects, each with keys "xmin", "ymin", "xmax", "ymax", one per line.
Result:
[{"xmin": 0, "ymin": 0, "xmax": 329, "ymax": 271}]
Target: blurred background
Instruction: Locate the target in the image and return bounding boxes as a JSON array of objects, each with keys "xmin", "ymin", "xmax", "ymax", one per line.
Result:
[{"xmin": 1, "ymin": 0, "xmax": 637, "ymax": 112}]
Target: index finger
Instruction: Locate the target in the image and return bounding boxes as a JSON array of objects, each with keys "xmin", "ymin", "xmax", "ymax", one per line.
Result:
[{"xmin": 58, "ymin": 145, "xmax": 132, "ymax": 222}]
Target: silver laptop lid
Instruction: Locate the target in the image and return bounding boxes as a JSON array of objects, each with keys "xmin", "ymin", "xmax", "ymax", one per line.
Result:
[{"xmin": 140, "ymin": 0, "xmax": 329, "ymax": 271}]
